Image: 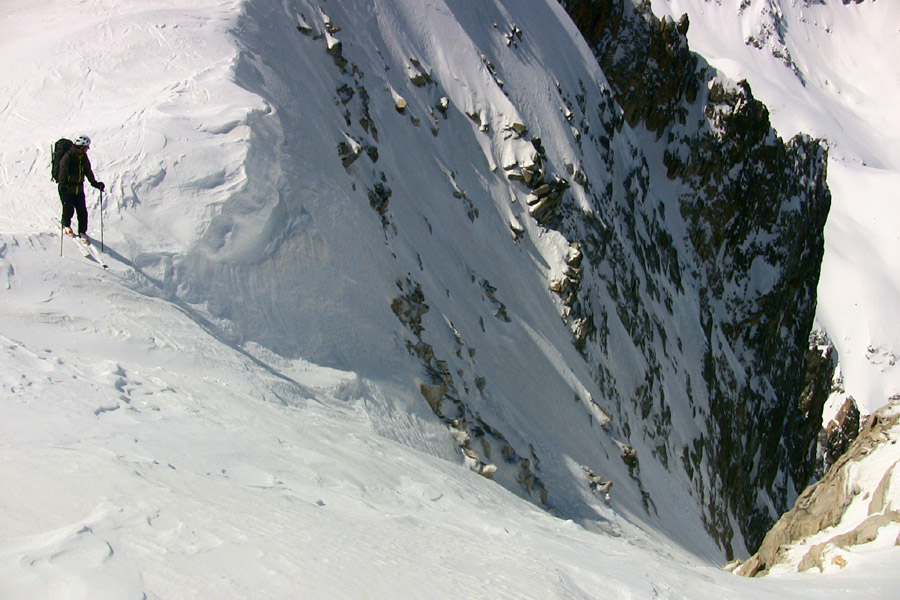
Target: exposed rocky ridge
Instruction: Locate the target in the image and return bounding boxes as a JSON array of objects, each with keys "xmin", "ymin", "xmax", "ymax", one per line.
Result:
[
  {"xmin": 560, "ymin": 0, "xmax": 831, "ymax": 554},
  {"xmin": 736, "ymin": 399, "xmax": 900, "ymax": 576},
  {"xmin": 800, "ymin": 335, "xmax": 841, "ymax": 479}
]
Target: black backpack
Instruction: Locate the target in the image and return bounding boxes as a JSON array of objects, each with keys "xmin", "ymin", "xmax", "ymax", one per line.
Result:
[{"xmin": 51, "ymin": 138, "xmax": 73, "ymax": 182}]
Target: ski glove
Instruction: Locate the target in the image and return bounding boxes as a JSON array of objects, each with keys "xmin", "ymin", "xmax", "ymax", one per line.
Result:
[{"xmin": 92, "ymin": 181, "xmax": 106, "ymax": 191}]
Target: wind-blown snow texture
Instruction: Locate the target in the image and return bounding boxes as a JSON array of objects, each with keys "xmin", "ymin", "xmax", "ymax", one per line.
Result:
[{"xmin": 1, "ymin": 0, "xmax": 898, "ymax": 597}]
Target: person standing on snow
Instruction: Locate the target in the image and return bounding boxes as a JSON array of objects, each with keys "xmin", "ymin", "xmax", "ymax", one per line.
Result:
[{"xmin": 57, "ymin": 135, "xmax": 104, "ymax": 242}]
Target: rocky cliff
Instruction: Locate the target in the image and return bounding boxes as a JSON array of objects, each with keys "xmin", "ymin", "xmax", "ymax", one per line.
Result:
[{"xmin": 560, "ymin": 0, "xmax": 831, "ymax": 555}]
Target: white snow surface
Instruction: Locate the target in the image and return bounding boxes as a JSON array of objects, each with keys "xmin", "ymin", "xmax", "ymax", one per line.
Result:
[
  {"xmin": 649, "ymin": 0, "xmax": 900, "ymax": 416},
  {"xmin": 6, "ymin": 238, "xmax": 897, "ymax": 598},
  {"xmin": 1, "ymin": 0, "xmax": 899, "ymax": 597}
]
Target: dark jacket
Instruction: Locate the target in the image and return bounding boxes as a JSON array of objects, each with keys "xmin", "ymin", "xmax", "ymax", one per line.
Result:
[{"xmin": 57, "ymin": 148, "xmax": 98, "ymax": 194}]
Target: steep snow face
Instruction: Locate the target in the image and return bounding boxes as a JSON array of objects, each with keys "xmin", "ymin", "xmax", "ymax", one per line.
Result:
[
  {"xmin": 560, "ymin": 0, "xmax": 832, "ymax": 558},
  {"xmin": 1, "ymin": 0, "xmax": 828, "ymax": 564},
  {"xmin": 182, "ymin": 0, "xmax": 832, "ymax": 558},
  {"xmin": 648, "ymin": 0, "xmax": 900, "ymax": 417},
  {"xmin": 2, "ymin": 0, "xmax": 827, "ymax": 560}
]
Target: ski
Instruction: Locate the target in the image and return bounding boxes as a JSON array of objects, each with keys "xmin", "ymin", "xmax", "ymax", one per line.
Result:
[
  {"xmin": 79, "ymin": 236, "xmax": 109, "ymax": 269},
  {"xmin": 65, "ymin": 231, "xmax": 91, "ymax": 258},
  {"xmin": 55, "ymin": 220, "xmax": 109, "ymax": 269}
]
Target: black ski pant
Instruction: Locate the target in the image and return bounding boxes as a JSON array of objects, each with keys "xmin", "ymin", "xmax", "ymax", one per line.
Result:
[{"xmin": 59, "ymin": 185, "xmax": 88, "ymax": 235}]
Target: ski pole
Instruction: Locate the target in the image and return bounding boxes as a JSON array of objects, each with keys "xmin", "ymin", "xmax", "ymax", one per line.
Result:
[
  {"xmin": 60, "ymin": 221, "xmax": 64, "ymax": 257},
  {"xmin": 99, "ymin": 189, "xmax": 104, "ymax": 253}
]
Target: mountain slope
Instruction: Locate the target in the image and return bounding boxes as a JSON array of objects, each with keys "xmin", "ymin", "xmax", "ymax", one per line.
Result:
[
  {"xmin": 561, "ymin": 0, "xmax": 830, "ymax": 555},
  {"xmin": 0, "ymin": 0, "xmax": 865, "ymax": 588},
  {"xmin": 6, "ymin": 216, "xmax": 892, "ymax": 599},
  {"xmin": 2, "ymin": 0, "xmax": 830, "ymax": 561}
]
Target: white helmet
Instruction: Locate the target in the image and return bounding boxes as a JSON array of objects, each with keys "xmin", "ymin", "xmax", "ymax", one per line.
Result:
[{"xmin": 73, "ymin": 135, "xmax": 91, "ymax": 148}]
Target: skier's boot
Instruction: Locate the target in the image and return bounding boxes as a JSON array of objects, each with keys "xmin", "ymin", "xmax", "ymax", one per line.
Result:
[{"xmin": 63, "ymin": 226, "xmax": 74, "ymax": 237}]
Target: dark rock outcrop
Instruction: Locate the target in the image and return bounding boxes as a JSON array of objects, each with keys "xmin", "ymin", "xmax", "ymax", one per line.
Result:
[
  {"xmin": 821, "ymin": 396, "xmax": 861, "ymax": 473},
  {"xmin": 561, "ymin": 0, "xmax": 830, "ymax": 555}
]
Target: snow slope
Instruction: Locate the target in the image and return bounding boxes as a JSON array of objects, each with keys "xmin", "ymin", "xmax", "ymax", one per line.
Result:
[
  {"xmin": 648, "ymin": 0, "xmax": 900, "ymax": 416},
  {"xmin": 1, "ymin": 0, "xmax": 898, "ymax": 596},
  {"xmin": 5, "ymin": 230, "xmax": 896, "ymax": 599}
]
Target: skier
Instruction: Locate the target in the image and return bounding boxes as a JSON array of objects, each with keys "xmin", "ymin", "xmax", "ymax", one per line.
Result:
[{"xmin": 56, "ymin": 135, "xmax": 104, "ymax": 242}]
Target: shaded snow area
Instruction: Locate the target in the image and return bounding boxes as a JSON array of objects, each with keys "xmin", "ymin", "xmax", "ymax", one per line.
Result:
[{"xmin": 1, "ymin": 0, "xmax": 898, "ymax": 597}]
